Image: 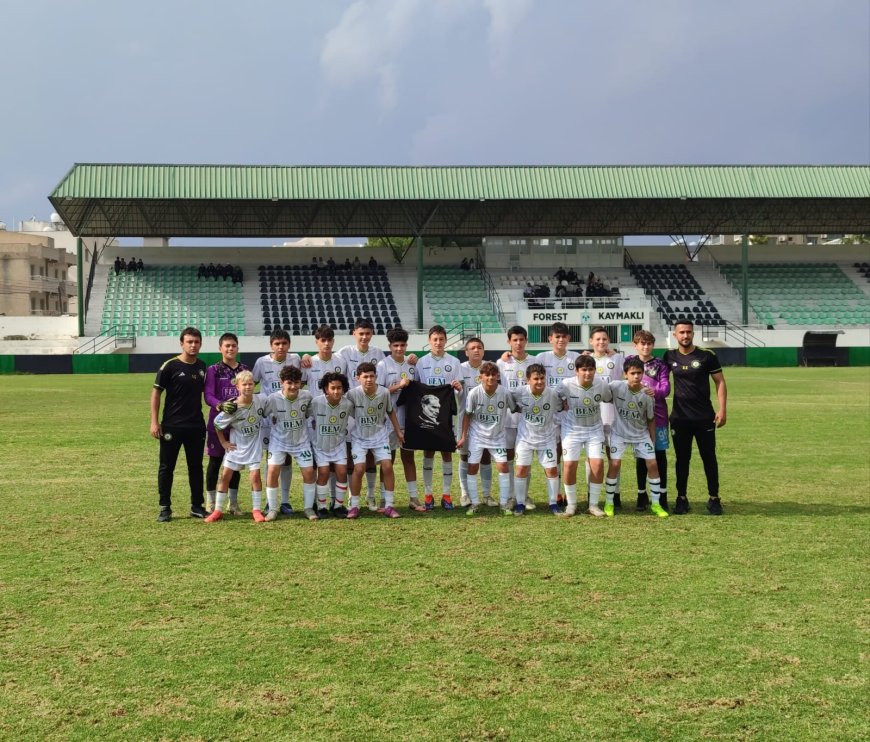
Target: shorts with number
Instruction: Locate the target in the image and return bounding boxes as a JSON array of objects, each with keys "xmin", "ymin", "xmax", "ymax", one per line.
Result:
[
  {"xmin": 561, "ymin": 432, "xmax": 606, "ymax": 462},
  {"xmin": 312, "ymin": 442, "xmax": 347, "ymax": 467},
  {"xmin": 609, "ymin": 434, "xmax": 656, "ymax": 461},
  {"xmin": 267, "ymin": 442, "xmax": 314, "ymax": 468},
  {"xmin": 515, "ymin": 439, "xmax": 558, "ymax": 468},
  {"xmin": 468, "ymin": 438, "xmax": 509, "ymax": 465},
  {"xmin": 223, "ymin": 448, "xmax": 263, "ymax": 472},
  {"xmin": 504, "ymin": 426, "xmax": 518, "ymax": 450},
  {"xmin": 351, "ymin": 436, "xmax": 392, "ymax": 465},
  {"xmin": 655, "ymin": 425, "xmax": 669, "ymax": 451}
]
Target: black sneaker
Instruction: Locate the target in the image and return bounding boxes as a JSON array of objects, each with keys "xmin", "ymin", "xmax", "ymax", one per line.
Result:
[
  {"xmin": 635, "ymin": 491, "xmax": 649, "ymax": 512},
  {"xmin": 316, "ymin": 508, "xmax": 331, "ymax": 520},
  {"xmin": 279, "ymin": 503, "xmax": 294, "ymax": 516},
  {"xmin": 332, "ymin": 505, "xmax": 348, "ymax": 518},
  {"xmin": 706, "ymin": 497, "xmax": 723, "ymax": 516},
  {"xmin": 674, "ymin": 496, "xmax": 690, "ymax": 515},
  {"xmin": 157, "ymin": 507, "xmax": 172, "ymax": 522},
  {"xmin": 190, "ymin": 505, "xmax": 208, "ymax": 519},
  {"xmin": 659, "ymin": 494, "xmax": 669, "ymax": 512},
  {"xmin": 613, "ymin": 492, "xmax": 622, "ymax": 510}
]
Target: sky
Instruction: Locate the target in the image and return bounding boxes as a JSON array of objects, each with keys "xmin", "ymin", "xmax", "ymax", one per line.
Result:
[{"xmin": 1, "ymin": 0, "xmax": 867, "ymax": 237}]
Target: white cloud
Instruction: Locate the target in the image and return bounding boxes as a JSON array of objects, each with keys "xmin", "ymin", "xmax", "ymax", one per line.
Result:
[{"xmin": 481, "ymin": 0, "xmax": 532, "ymax": 68}]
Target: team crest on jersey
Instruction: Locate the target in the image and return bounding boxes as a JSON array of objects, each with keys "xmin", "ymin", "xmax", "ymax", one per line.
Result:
[
  {"xmin": 257, "ymin": 407, "xmax": 264, "ymax": 416},
  {"xmin": 557, "ymin": 367, "xmax": 564, "ymax": 375},
  {"xmin": 583, "ymin": 397, "xmax": 592, "ymax": 405},
  {"xmin": 475, "ymin": 375, "xmax": 481, "ymax": 384},
  {"xmin": 594, "ymin": 394, "xmax": 602, "ymax": 401},
  {"xmin": 435, "ymin": 367, "xmax": 442, "ymax": 375},
  {"xmin": 378, "ymin": 403, "xmax": 384, "ymax": 410},
  {"xmin": 329, "ymin": 415, "xmax": 337, "ymax": 423},
  {"xmin": 290, "ymin": 410, "xmax": 298, "ymax": 418},
  {"xmin": 568, "ymin": 363, "xmax": 574, "ymax": 370},
  {"xmin": 446, "ymin": 365, "xmax": 452, "ymax": 372},
  {"xmin": 487, "ymin": 404, "xmax": 494, "ymax": 412},
  {"xmin": 628, "ymin": 402, "xmax": 636, "ymax": 410},
  {"xmin": 543, "ymin": 403, "xmax": 551, "ymax": 410},
  {"xmin": 400, "ymin": 372, "xmax": 408, "ymax": 379},
  {"xmin": 163, "ymin": 432, "xmax": 172, "ymax": 441},
  {"xmin": 607, "ymin": 362, "xmax": 615, "ymax": 369},
  {"xmin": 532, "ymin": 406, "xmax": 540, "ymax": 414},
  {"xmin": 339, "ymin": 412, "xmax": 347, "ymax": 419},
  {"xmin": 597, "ymin": 367, "xmax": 603, "ymax": 373},
  {"xmin": 367, "ymin": 406, "xmax": 374, "ymax": 414},
  {"xmin": 247, "ymin": 415, "xmax": 257, "ymax": 423},
  {"xmin": 517, "ymin": 371, "xmax": 524, "ymax": 378},
  {"xmin": 692, "ymin": 360, "xmax": 701, "ymax": 368},
  {"xmin": 647, "ymin": 367, "xmax": 658, "ymax": 377},
  {"xmin": 497, "ymin": 401, "xmax": 505, "ymax": 408}
]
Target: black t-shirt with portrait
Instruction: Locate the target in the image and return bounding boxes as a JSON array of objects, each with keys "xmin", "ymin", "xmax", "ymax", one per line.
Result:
[
  {"xmin": 398, "ymin": 381, "xmax": 457, "ymax": 452},
  {"xmin": 663, "ymin": 347, "xmax": 722, "ymax": 423},
  {"xmin": 154, "ymin": 356, "xmax": 207, "ymax": 428}
]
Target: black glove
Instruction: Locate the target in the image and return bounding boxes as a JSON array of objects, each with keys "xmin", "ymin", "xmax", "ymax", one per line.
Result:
[{"xmin": 218, "ymin": 400, "xmax": 237, "ymax": 414}]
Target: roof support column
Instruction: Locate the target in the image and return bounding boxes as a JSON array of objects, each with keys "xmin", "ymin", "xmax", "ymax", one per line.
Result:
[
  {"xmin": 416, "ymin": 236, "xmax": 424, "ymax": 330},
  {"xmin": 76, "ymin": 236, "xmax": 84, "ymax": 337},
  {"xmin": 741, "ymin": 233, "xmax": 749, "ymax": 325}
]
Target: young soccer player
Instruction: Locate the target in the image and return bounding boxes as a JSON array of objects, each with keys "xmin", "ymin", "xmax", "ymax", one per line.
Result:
[
  {"xmin": 604, "ymin": 358, "xmax": 667, "ymax": 518},
  {"xmin": 627, "ymin": 330, "xmax": 671, "ymax": 512},
  {"xmin": 376, "ymin": 328, "xmax": 426, "ymax": 512},
  {"xmin": 346, "ymin": 362, "xmax": 404, "ymax": 519},
  {"xmin": 252, "ymin": 329, "xmax": 302, "ymax": 515},
  {"xmin": 455, "ymin": 362, "xmax": 518, "ymax": 514},
  {"xmin": 309, "ymin": 372, "xmax": 354, "ymax": 519},
  {"xmin": 415, "ymin": 325, "xmax": 464, "ymax": 510},
  {"xmin": 206, "ymin": 371, "xmax": 267, "ymax": 522},
  {"xmin": 587, "ymin": 327, "xmax": 625, "ymax": 504},
  {"xmin": 511, "ymin": 363, "xmax": 564, "ymax": 515},
  {"xmin": 458, "ymin": 337, "xmax": 495, "ymax": 507},
  {"xmin": 558, "ymin": 355, "xmax": 612, "ymax": 517},
  {"xmin": 204, "ymin": 333, "xmax": 249, "ymax": 515},
  {"xmin": 263, "ymin": 366, "xmax": 315, "ymax": 522},
  {"xmin": 497, "ymin": 325, "xmax": 536, "ymax": 510}
]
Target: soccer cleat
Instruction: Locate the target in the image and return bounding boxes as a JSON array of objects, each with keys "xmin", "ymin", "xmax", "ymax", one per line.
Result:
[
  {"xmin": 650, "ymin": 503, "xmax": 669, "ymax": 518},
  {"xmin": 204, "ymin": 510, "xmax": 223, "ymax": 523},
  {"xmin": 384, "ymin": 506, "xmax": 401, "ymax": 519},
  {"xmin": 190, "ymin": 505, "xmax": 208, "ymax": 519},
  {"xmin": 156, "ymin": 507, "xmax": 172, "ymax": 522},
  {"xmin": 346, "ymin": 506, "xmax": 360, "ymax": 520},
  {"xmin": 303, "ymin": 508, "xmax": 318, "ymax": 521},
  {"xmin": 587, "ymin": 505, "xmax": 605, "ymax": 517},
  {"xmin": 252, "ymin": 509, "xmax": 266, "ymax": 523},
  {"xmin": 635, "ymin": 491, "xmax": 649, "ymax": 512},
  {"xmin": 549, "ymin": 503, "xmax": 562, "ymax": 516},
  {"xmin": 483, "ymin": 496, "xmax": 499, "ymax": 507},
  {"xmin": 613, "ymin": 493, "xmax": 622, "ymax": 510},
  {"xmin": 659, "ymin": 494, "xmax": 669, "ymax": 512},
  {"xmin": 366, "ymin": 494, "xmax": 378, "ymax": 512},
  {"xmin": 424, "ymin": 495, "xmax": 435, "ymax": 511},
  {"xmin": 441, "ymin": 495, "xmax": 454, "ymax": 510},
  {"xmin": 561, "ymin": 505, "xmax": 577, "ymax": 517},
  {"xmin": 408, "ymin": 498, "xmax": 427, "ymax": 513},
  {"xmin": 316, "ymin": 508, "xmax": 330, "ymax": 520},
  {"xmin": 513, "ymin": 503, "xmax": 526, "ymax": 516},
  {"xmin": 465, "ymin": 504, "xmax": 479, "ymax": 516},
  {"xmin": 603, "ymin": 502, "xmax": 615, "ymax": 517},
  {"xmin": 279, "ymin": 503, "xmax": 294, "ymax": 516},
  {"xmin": 556, "ymin": 494, "xmax": 567, "ymax": 510},
  {"xmin": 228, "ymin": 503, "xmax": 244, "ymax": 516},
  {"xmin": 674, "ymin": 496, "xmax": 690, "ymax": 515},
  {"xmin": 706, "ymin": 497, "xmax": 723, "ymax": 516},
  {"xmin": 525, "ymin": 499, "xmax": 536, "ymax": 511},
  {"xmin": 459, "ymin": 492, "xmax": 471, "ymax": 507},
  {"xmin": 506, "ymin": 497, "xmax": 517, "ymax": 510},
  {"xmin": 332, "ymin": 505, "xmax": 348, "ymax": 518},
  {"xmin": 265, "ymin": 508, "xmax": 279, "ymax": 522}
]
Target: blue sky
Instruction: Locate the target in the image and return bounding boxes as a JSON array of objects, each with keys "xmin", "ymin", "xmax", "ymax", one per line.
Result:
[{"xmin": 1, "ymin": 0, "xmax": 867, "ymax": 236}]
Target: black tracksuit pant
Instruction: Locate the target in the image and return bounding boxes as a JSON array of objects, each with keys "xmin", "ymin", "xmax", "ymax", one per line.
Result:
[
  {"xmin": 158, "ymin": 425, "xmax": 206, "ymax": 508},
  {"xmin": 671, "ymin": 419, "xmax": 719, "ymax": 499}
]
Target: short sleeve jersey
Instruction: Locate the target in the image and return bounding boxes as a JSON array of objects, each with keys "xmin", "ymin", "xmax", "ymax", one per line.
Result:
[
  {"xmin": 376, "ymin": 356, "xmax": 416, "ymax": 427},
  {"xmin": 346, "ymin": 386, "xmax": 393, "ymax": 443},
  {"xmin": 304, "ymin": 354, "xmax": 348, "ymax": 398},
  {"xmin": 415, "ymin": 352, "xmax": 463, "ymax": 388},
  {"xmin": 154, "ymin": 356, "xmax": 207, "ymax": 428},
  {"xmin": 252, "ymin": 353, "xmax": 302, "ymax": 396},
  {"xmin": 592, "ymin": 351, "xmax": 625, "ymax": 384},
  {"xmin": 558, "ymin": 376, "xmax": 613, "ymax": 434},
  {"xmin": 459, "ymin": 361, "xmax": 484, "ymax": 393},
  {"xmin": 512, "ymin": 387, "xmax": 562, "ymax": 447},
  {"xmin": 497, "ymin": 354, "xmax": 535, "ymax": 429},
  {"xmin": 214, "ymin": 393, "xmax": 268, "ymax": 460},
  {"xmin": 264, "ymin": 390, "xmax": 313, "ymax": 449},
  {"xmin": 537, "ymin": 350, "xmax": 580, "ymax": 389},
  {"xmin": 609, "ymin": 380, "xmax": 654, "ymax": 441},
  {"xmin": 464, "ymin": 385, "xmax": 518, "ymax": 448},
  {"xmin": 336, "ymin": 344, "xmax": 385, "ymax": 388},
  {"xmin": 309, "ymin": 396, "xmax": 355, "ymax": 451},
  {"xmin": 663, "ymin": 347, "xmax": 723, "ymax": 422}
]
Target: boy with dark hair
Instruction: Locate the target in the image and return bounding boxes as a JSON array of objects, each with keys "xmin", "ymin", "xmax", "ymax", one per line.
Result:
[
  {"xmin": 151, "ymin": 327, "xmax": 208, "ymax": 522},
  {"xmin": 309, "ymin": 372, "xmax": 354, "ymax": 518},
  {"xmin": 587, "ymin": 325, "xmax": 625, "ymax": 507},
  {"xmin": 459, "ymin": 337, "xmax": 495, "ymax": 507}
]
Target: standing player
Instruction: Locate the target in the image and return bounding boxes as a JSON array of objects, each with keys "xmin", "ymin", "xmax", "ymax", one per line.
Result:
[
  {"xmin": 415, "ymin": 325, "xmax": 464, "ymax": 510},
  {"xmin": 458, "ymin": 337, "xmax": 495, "ymax": 507},
  {"xmin": 497, "ymin": 326, "xmax": 536, "ymax": 509},
  {"xmin": 627, "ymin": 330, "xmax": 671, "ymax": 512},
  {"xmin": 604, "ymin": 359, "xmax": 667, "ymax": 518},
  {"xmin": 377, "ymin": 328, "xmax": 425, "ymax": 512},
  {"xmin": 252, "ymin": 329, "xmax": 301, "ymax": 515},
  {"xmin": 511, "ymin": 363, "xmax": 564, "ymax": 516},
  {"xmin": 587, "ymin": 326, "xmax": 625, "ymax": 506},
  {"xmin": 205, "ymin": 371, "xmax": 267, "ymax": 523},
  {"xmin": 558, "ymin": 355, "xmax": 612, "ymax": 517},
  {"xmin": 309, "ymin": 372, "xmax": 354, "ymax": 519},
  {"xmin": 663, "ymin": 320, "xmax": 727, "ymax": 515},
  {"xmin": 455, "ymin": 362, "xmax": 518, "ymax": 514},
  {"xmin": 150, "ymin": 327, "xmax": 208, "ymax": 522},
  {"xmin": 263, "ymin": 366, "xmax": 315, "ymax": 522},
  {"xmin": 346, "ymin": 363, "xmax": 404, "ymax": 519}
]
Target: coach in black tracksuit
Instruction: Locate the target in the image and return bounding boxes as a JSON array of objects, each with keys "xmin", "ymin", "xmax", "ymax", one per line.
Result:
[
  {"xmin": 663, "ymin": 319, "xmax": 728, "ymax": 516},
  {"xmin": 150, "ymin": 327, "xmax": 208, "ymax": 522}
]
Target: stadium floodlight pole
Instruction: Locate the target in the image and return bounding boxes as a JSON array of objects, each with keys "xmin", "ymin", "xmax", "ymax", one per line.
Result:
[
  {"xmin": 76, "ymin": 236, "xmax": 84, "ymax": 337},
  {"xmin": 741, "ymin": 233, "xmax": 749, "ymax": 325}
]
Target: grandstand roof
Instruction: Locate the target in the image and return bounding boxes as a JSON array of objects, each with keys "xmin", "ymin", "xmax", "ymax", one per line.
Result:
[{"xmin": 49, "ymin": 164, "xmax": 870, "ymax": 238}]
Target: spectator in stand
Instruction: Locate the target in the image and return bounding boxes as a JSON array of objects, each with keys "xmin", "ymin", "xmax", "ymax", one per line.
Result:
[
  {"xmin": 114, "ymin": 256, "xmax": 122, "ymax": 274},
  {"xmin": 327, "ymin": 257, "xmax": 336, "ymax": 273},
  {"xmin": 232, "ymin": 266, "xmax": 243, "ymax": 284},
  {"xmin": 554, "ymin": 267, "xmax": 567, "ymax": 282},
  {"xmin": 460, "ymin": 258, "xmax": 469, "ymax": 271},
  {"xmin": 311, "ymin": 256, "xmax": 318, "ymax": 271},
  {"xmin": 566, "ymin": 268, "xmax": 579, "ymax": 284},
  {"xmin": 198, "ymin": 263, "xmax": 207, "ymax": 279},
  {"xmin": 468, "ymin": 258, "xmax": 475, "ymax": 270},
  {"xmin": 368, "ymin": 256, "xmax": 378, "ymax": 271},
  {"xmin": 353, "ymin": 256, "xmax": 362, "ymax": 271},
  {"xmin": 344, "ymin": 258, "xmax": 352, "ymax": 271},
  {"xmin": 207, "ymin": 263, "xmax": 216, "ymax": 279},
  {"xmin": 137, "ymin": 258, "xmax": 144, "ymax": 272},
  {"xmin": 588, "ymin": 271, "xmax": 595, "ymax": 286}
]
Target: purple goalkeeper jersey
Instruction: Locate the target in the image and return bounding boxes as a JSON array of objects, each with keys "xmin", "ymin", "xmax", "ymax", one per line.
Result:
[
  {"xmin": 204, "ymin": 360, "xmax": 250, "ymax": 457},
  {"xmin": 626, "ymin": 354, "xmax": 670, "ymax": 428}
]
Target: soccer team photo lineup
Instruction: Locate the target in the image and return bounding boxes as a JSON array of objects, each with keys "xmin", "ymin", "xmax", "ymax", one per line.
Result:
[{"xmin": 152, "ymin": 318, "xmax": 726, "ymax": 523}]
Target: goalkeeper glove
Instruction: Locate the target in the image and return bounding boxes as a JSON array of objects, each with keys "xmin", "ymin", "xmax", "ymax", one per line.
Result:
[{"xmin": 218, "ymin": 400, "xmax": 237, "ymax": 414}]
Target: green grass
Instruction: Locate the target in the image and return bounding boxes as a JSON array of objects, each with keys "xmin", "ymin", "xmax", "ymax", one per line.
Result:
[{"xmin": 1, "ymin": 368, "xmax": 868, "ymax": 741}]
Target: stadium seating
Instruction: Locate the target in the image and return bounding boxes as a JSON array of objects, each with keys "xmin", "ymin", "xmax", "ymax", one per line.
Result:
[
  {"xmin": 259, "ymin": 264, "xmax": 400, "ymax": 336},
  {"xmin": 629, "ymin": 264, "xmax": 724, "ymax": 326},
  {"xmin": 424, "ymin": 266, "xmax": 502, "ymax": 334},
  {"xmin": 101, "ymin": 266, "xmax": 244, "ymax": 336},
  {"xmin": 719, "ymin": 263, "xmax": 870, "ymax": 327}
]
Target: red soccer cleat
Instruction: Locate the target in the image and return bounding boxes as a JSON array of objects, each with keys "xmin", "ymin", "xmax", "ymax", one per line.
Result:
[
  {"xmin": 252, "ymin": 509, "xmax": 266, "ymax": 523},
  {"xmin": 204, "ymin": 510, "xmax": 223, "ymax": 523}
]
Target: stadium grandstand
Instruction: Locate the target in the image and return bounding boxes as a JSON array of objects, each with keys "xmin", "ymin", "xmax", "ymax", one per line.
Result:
[{"xmin": 2, "ymin": 163, "xmax": 867, "ymax": 367}]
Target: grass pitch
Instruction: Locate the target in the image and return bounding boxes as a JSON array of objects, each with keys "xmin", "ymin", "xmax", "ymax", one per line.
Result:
[{"xmin": 1, "ymin": 367, "xmax": 868, "ymax": 741}]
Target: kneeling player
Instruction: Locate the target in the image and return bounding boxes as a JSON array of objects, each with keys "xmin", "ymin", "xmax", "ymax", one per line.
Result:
[
  {"xmin": 263, "ymin": 366, "xmax": 315, "ymax": 522},
  {"xmin": 346, "ymin": 363, "xmax": 404, "ymax": 519},
  {"xmin": 310, "ymin": 372, "xmax": 354, "ymax": 519},
  {"xmin": 207, "ymin": 371, "xmax": 266, "ymax": 522},
  {"xmin": 605, "ymin": 358, "xmax": 667, "ymax": 518},
  {"xmin": 559, "ymin": 355, "xmax": 612, "ymax": 517}
]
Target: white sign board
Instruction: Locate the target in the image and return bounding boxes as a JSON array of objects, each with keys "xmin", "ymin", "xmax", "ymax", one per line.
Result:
[{"xmin": 519, "ymin": 307, "xmax": 648, "ymax": 325}]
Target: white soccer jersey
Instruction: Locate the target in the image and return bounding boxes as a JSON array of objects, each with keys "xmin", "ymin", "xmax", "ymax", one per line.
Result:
[
  {"xmin": 336, "ymin": 344, "xmax": 385, "ymax": 388},
  {"xmin": 376, "ymin": 356, "xmax": 416, "ymax": 427},
  {"xmin": 464, "ymin": 385, "xmax": 518, "ymax": 448},
  {"xmin": 252, "ymin": 353, "xmax": 302, "ymax": 396},
  {"xmin": 537, "ymin": 350, "xmax": 580, "ymax": 389},
  {"xmin": 264, "ymin": 389, "xmax": 313, "ymax": 449},
  {"xmin": 459, "ymin": 361, "xmax": 484, "ymax": 392},
  {"xmin": 559, "ymin": 376, "xmax": 613, "ymax": 437},
  {"xmin": 346, "ymin": 386, "xmax": 394, "ymax": 443},
  {"xmin": 592, "ymin": 351, "xmax": 625, "ymax": 428},
  {"xmin": 415, "ymin": 352, "xmax": 463, "ymax": 387},
  {"xmin": 304, "ymin": 353, "xmax": 348, "ymax": 398},
  {"xmin": 609, "ymin": 380, "xmax": 654, "ymax": 442},
  {"xmin": 497, "ymin": 354, "xmax": 535, "ymax": 429},
  {"xmin": 214, "ymin": 393, "xmax": 268, "ymax": 465},
  {"xmin": 512, "ymin": 387, "xmax": 563, "ymax": 447},
  {"xmin": 309, "ymin": 395, "xmax": 355, "ymax": 452}
]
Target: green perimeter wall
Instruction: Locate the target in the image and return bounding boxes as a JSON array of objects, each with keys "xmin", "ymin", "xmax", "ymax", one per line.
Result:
[{"xmin": 745, "ymin": 347, "xmax": 798, "ymax": 367}]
